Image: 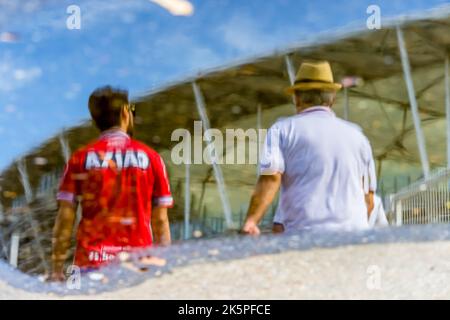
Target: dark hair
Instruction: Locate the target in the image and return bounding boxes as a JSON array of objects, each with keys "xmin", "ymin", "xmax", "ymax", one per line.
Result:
[{"xmin": 88, "ymin": 86, "xmax": 129, "ymax": 131}]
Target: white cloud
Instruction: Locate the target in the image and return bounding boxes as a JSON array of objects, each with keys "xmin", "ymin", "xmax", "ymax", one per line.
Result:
[
  {"xmin": 77, "ymin": 1, "xmax": 152, "ymax": 29},
  {"xmin": 218, "ymin": 13, "xmax": 303, "ymax": 55},
  {"xmin": 0, "ymin": 0, "xmax": 148, "ymax": 34},
  {"xmin": 219, "ymin": 14, "xmax": 269, "ymax": 53},
  {"xmin": 152, "ymin": 33, "xmax": 221, "ymax": 70},
  {"xmin": 0, "ymin": 59, "xmax": 43, "ymax": 92},
  {"xmin": 149, "ymin": 0, "xmax": 194, "ymax": 16},
  {"xmin": 64, "ymin": 83, "xmax": 82, "ymax": 100},
  {"xmin": 2, "ymin": 104, "xmax": 24, "ymax": 121},
  {"xmin": 0, "ymin": 0, "xmax": 194, "ymax": 38},
  {"xmin": 13, "ymin": 67, "xmax": 42, "ymax": 81},
  {"xmin": 4, "ymin": 104, "xmax": 16, "ymax": 113}
]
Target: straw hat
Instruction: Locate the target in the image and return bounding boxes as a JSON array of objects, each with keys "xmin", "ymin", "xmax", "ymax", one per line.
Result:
[{"xmin": 285, "ymin": 61, "xmax": 342, "ymax": 94}]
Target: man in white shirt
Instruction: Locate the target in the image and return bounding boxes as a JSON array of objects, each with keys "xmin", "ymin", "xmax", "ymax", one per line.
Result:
[{"xmin": 242, "ymin": 61, "xmax": 376, "ymax": 235}]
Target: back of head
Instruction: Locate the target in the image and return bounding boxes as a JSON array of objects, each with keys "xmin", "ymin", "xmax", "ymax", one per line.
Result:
[
  {"xmin": 295, "ymin": 89, "xmax": 336, "ymax": 108},
  {"xmin": 88, "ymin": 86, "xmax": 129, "ymax": 131}
]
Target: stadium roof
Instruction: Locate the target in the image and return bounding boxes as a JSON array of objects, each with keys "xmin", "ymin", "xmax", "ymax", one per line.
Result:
[{"xmin": 1, "ymin": 6, "xmax": 450, "ymax": 211}]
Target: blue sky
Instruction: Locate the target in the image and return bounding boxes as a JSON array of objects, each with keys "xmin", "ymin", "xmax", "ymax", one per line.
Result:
[{"xmin": 0, "ymin": 0, "xmax": 448, "ymax": 170}]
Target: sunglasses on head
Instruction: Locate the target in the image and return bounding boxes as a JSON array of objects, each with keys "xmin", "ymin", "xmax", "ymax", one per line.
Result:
[{"xmin": 128, "ymin": 103, "xmax": 136, "ymax": 117}]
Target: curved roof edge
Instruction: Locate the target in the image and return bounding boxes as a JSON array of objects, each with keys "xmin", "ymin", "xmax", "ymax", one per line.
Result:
[{"xmin": 133, "ymin": 3, "xmax": 450, "ymax": 101}]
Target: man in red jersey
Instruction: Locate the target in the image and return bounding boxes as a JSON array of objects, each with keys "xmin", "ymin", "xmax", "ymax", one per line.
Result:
[{"xmin": 49, "ymin": 86, "xmax": 173, "ymax": 281}]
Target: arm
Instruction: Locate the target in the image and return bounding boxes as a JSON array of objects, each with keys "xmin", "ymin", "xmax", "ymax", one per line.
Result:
[
  {"xmin": 242, "ymin": 173, "xmax": 282, "ymax": 235},
  {"xmin": 365, "ymin": 191, "xmax": 375, "ymax": 219},
  {"xmin": 151, "ymin": 207, "xmax": 171, "ymax": 246},
  {"xmin": 49, "ymin": 200, "xmax": 76, "ymax": 281},
  {"xmin": 362, "ymin": 137, "xmax": 377, "ymax": 220},
  {"xmin": 151, "ymin": 153, "xmax": 173, "ymax": 245}
]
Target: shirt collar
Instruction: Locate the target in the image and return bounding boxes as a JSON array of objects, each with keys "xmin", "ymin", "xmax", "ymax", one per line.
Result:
[
  {"xmin": 298, "ymin": 106, "xmax": 335, "ymax": 117},
  {"xmin": 99, "ymin": 128, "xmax": 130, "ymax": 140}
]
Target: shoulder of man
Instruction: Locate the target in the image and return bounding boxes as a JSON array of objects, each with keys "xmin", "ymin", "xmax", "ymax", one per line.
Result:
[
  {"xmin": 71, "ymin": 137, "xmax": 109, "ymax": 158},
  {"xmin": 337, "ymin": 118, "xmax": 372, "ymax": 140},
  {"xmin": 67, "ymin": 141, "xmax": 97, "ymax": 165},
  {"xmin": 336, "ymin": 118, "xmax": 364, "ymax": 132},
  {"xmin": 75, "ymin": 138, "xmax": 104, "ymax": 153},
  {"xmin": 63, "ymin": 139, "xmax": 109, "ymax": 173},
  {"xmin": 269, "ymin": 116, "xmax": 294, "ymax": 130},
  {"xmin": 336, "ymin": 118, "xmax": 374, "ymax": 148}
]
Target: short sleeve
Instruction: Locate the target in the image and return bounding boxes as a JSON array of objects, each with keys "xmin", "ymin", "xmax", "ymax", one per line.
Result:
[
  {"xmin": 363, "ymin": 138, "xmax": 377, "ymax": 193},
  {"xmin": 57, "ymin": 155, "xmax": 81, "ymax": 203},
  {"xmin": 259, "ymin": 124, "xmax": 285, "ymax": 175},
  {"xmin": 152, "ymin": 154, "xmax": 174, "ymax": 208}
]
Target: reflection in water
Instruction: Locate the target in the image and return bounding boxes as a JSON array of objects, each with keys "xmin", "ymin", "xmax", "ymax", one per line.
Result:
[
  {"xmin": 0, "ymin": 1, "xmax": 449, "ymax": 298},
  {"xmin": 1, "ymin": 225, "xmax": 450, "ymax": 296}
]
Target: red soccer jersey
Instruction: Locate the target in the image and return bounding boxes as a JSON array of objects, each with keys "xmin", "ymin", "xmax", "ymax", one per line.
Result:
[{"xmin": 57, "ymin": 129, "xmax": 173, "ymax": 269}]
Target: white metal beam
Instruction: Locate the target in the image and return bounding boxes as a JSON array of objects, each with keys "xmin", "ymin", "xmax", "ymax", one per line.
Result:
[
  {"xmin": 192, "ymin": 82, "xmax": 234, "ymax": 229},
  {"xmin": 284, "ymin": 55, "xmax": 297, "ymax": 111},
  {"xmin": 17, "ymin": 159, "xmax": 33, "ymax": 203},
  {"xmin": 284, "ymin": 55, "xmax": 296, "ymax": 85},
  {"xmin": 16, "ymin": 159, "xmax": 49, "ymax": 273},
  {"xmin": 59, "ymin": 131, "xmax": 71, "ymax": 164},
  {"xmin": 0, "ymin": 202, "xmax": 8, "ymax": 259},
  {"xmin": 0, "ymin": 231, "xmax": 8, "ymax": 261},
  {"xmin": 343, "ymin": 87, "xmax": 349, "ymax": 120},
  {"xmin": 256, "ymin": 104, "xmax": 262, "ymax": 176},
  {"xmin": 184, "ymin": 161, "xmax": 191, "ymax": 240},
  {"xmin": 9, "ymin": 232, "xmax": 19, "ymax": 267},
  {"xmin": 396, "ymin": 26, "xmax": 430, "ymax": 178},
  {"xmin": 395, "ymin": 198, "xmax": 403, "ymax": 227}
]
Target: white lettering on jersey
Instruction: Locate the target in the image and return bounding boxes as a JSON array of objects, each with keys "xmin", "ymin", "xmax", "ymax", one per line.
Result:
[
  {"xmin": 85, "ymin": 150, "xmax": 150, "ymax": 170},
  {"xmin": 137, "ymin": 151, "xmax": 149, "ymax": 170},
  {"xmin": 85, "ymin": 151, "xmax": 101, "ymax": 169},
  {"xmin": 124, "ymin": 150, "xmax": 139, "ymax": 168},
  {"xmin": 101, "ymin": 151, "xmax": 114, "ymax": 168},
  {"xmin": 115, "ymin": 150, "xmax": 123, "ymax": 169}
]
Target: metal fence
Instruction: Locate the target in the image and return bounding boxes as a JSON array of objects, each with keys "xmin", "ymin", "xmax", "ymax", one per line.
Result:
[
  {"xmin": 389, "ymin": 168, "xmax": 450, "ymax": 226},
  {"xmin": 170, "ymin": 209, "xmax": 276, "ymax": 241}
]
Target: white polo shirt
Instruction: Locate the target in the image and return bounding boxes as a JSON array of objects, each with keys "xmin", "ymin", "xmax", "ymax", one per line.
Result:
[{"xmin": 260, "ymin": 106, "xmax": 376, "ymax": 232}]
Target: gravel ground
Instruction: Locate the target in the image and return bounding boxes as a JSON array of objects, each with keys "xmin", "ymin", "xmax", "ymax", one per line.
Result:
[
  {"xmin": 70, "ymin": 241, "xmax": 450, "ymax": 299},
  {"xmin": 2, "ymin": 226, "xmax": 450, "ymax": 299}
]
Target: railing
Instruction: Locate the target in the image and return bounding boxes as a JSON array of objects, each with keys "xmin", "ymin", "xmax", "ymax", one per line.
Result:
[
  {"xmin": 1, "ymin": 195, "xmax": 60, "ymax": 275},
  {"xmin": 35, "ymin": 168, "xmax": 63, "ymax": 198},
  {"xmin": 378, "ymin": 174, "xmax": 420, "ymax": 202},
  {"xmin": 389, "ymin": 168, "xmax": 450, "ymax": 226},
  {"xmin": 169, "ymin": 207, "xmax": 276, "ymax": 242}
]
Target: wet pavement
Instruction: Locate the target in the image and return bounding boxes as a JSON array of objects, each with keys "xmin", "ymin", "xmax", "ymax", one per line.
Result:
[{"xmin": 2, "ymin": 224, "xmax": 450, "ymax": 297}]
